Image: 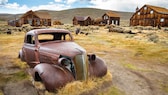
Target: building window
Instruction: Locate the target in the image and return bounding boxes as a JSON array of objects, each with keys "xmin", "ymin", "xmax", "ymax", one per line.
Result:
[
  {"xmin": 37, "ymin": 19, "xmax": 40, "ymax": 25},
  {"xmin": 107, "ymin": 20, "xmax": 109, "ymax": 24},
  {"xmin": 144, "ymin": 6, "xmax": 147, "ymax": 10},
  {"xmin": 138, "ymin": 12, "xmax": 140, "ymax": 15},
  {"xmin": 104, "ymin": 15, "xmax": 108, "ymax": 19},
  {"xmin": 160, "ymin": 18, "xmax": 164, "ymax": 22},
  {"xmin": 150, "ymin": 10, "xmax": 154, "ymax": 14}
]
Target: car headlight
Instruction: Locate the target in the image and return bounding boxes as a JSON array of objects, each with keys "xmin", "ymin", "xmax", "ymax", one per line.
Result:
[
  {"xmin": 87, "ymin": 54, "xmax": 96, "ymax": 61},
  {"xmin": 58, "ymin": 58, "xmax": 71, "ymax": 66}
]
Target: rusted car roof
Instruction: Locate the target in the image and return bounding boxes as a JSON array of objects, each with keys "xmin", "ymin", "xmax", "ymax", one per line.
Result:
[{"xmin": 26, "ymin": 28, "xmax": 71, "ymax": 35}]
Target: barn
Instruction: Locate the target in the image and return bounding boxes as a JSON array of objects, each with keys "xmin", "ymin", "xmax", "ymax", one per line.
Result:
[
  {"xmin": 102, "ymin": 11, "xmax": 120, "ymax": 25},
  {"xmin": 130, "ymin": 4, "xmax": 168, "ymax": 27},
  {"xmin": 73, "ymin": 16, "xmax": 93, "ymax": 26},
  {"xmin": 19, "ymin": 10, "xmax": 51, "ymax": 26}
]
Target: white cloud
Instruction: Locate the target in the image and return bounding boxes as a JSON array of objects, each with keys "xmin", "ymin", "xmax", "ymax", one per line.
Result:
[
  {"xmin": 67, "ymin": 0, "xmax": 77, "ymax": 4},
  {"xmin": 0, "ymin": 0, "xmax": 7, "ymax": 5},
  {"xmin": 1, "ymin": 0, "xmax": 168, "ymax": 14},
  {"xmin": 5, "ymin": 2, "xmax": 19, "ymax": 9},
  {"xmin": 0, "ymin": 2, "xmax": 27, "ymax": 14},
  {"xmin": 0, "ymin": 1, "xmax": 71, "ymax": 14},
  {"xmin": 89, "ymin": 0, "xmax": 168, "ymax": 12},
  {"xmin": 55, "ymin": 0, "xmax": 62, "ymax": 2},
  {"xmin": 31, "ymin": 3, "xmax": 71, "ymax": 11}
]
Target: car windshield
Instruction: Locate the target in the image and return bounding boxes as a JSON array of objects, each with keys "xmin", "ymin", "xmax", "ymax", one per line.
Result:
[{"xmin": 38, "ymin": 32, "xmax": 72, "ymax": 43}]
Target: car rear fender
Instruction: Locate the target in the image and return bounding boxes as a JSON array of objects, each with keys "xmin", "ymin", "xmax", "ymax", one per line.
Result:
[{"xmin": 18, "ymin": 49, "xmax": 25, "ymax": 61}]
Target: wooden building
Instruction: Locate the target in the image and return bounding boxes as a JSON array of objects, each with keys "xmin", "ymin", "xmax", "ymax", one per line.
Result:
[
  {"xmin": 19, "ymin": 10, "xmax": 51, "ymax": 26},
  {"xmin": 130, "ymin": 4, "xmax": 168, "ymax": 27},
  {"xmin": 73, "ymin": 16, "xmax": 93, "ymax": 26},
  {"xmin": 8, "ymin": 19, "xmax": 20, "ymax": 27},
  {"xmin": 102, "ymin": 11, "xmax": 120, "ymax": 25}
]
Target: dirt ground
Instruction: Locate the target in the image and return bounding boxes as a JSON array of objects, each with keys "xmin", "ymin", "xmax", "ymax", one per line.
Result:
[
  {"xmin": 103, "ymin": 48, "xmax": 168, "ymax": 95},
  {"xmin": 0, "ymin": 25, "xmax": 168, "ymax": 95}
]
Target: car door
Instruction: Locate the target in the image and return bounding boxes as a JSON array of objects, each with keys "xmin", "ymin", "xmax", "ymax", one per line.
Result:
[{"xmin": 23, "ymin": 34, "xmax": 39, "ymax": 67}]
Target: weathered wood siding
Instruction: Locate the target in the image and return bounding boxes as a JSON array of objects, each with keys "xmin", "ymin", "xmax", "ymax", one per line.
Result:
[
  {"xmin": 20, "ymin": 10, "xmax": 51, "ymax": 26},
  {"xmin": 102, "ymin": 12, "xmax": 120, "ymax": 25},
  {"xmin": 130, "ymin": 5, "xmax": 168, "ymax": 27},
  {"xmin": 73, "ymin": 16, "xmax": 92, "ymax": 26}
]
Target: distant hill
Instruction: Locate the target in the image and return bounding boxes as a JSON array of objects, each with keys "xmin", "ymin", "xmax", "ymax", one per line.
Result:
[{"xmin": 0, "ymin": 8, "xmax": 133, "ymax": 25}]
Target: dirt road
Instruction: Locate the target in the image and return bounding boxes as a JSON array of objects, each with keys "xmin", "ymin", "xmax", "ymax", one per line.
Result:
[{"xmin": 103, "ymin": 48, "xmax": 168, "ymax": 95}]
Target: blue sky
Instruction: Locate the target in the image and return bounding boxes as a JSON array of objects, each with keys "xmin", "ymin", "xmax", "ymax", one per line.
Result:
[{"xmin": 0, "ymin": 0, "xmax": 168, "ymax": 14}]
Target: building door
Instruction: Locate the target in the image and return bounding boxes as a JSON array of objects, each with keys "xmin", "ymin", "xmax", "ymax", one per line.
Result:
[
  {"xmin": 116, "ymin": 20, "xmax": 118, "ymax": 25},
  {"xmin": 28, "ymin": 18, "xmax": 32, "ymax": 25},
  {"xmin": 111, "ymin": 20, "xmax": 114, "ymax": 24},
  {"xmin": 107, "ymin": 20, "xmax": 110, "ymax": 25}
]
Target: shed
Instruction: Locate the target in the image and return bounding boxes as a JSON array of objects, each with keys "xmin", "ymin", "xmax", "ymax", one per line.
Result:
[
  {"xmin": 73, "ymin": 16, "xmax": 93, "ymax": 26},
  {"xmin": 102, "ymin": 11, "xmax": 120, "ymax": 25},
  {"xmin": 130, "ymin": 4, "xmax": 168, "ymax": 27}
]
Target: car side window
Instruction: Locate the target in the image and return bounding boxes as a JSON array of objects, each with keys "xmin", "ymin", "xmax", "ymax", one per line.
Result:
[
  {"xmin": 26, "ymin": 35, "xmax": 35, "ymax": 44},
  {"xmin": 62, "ymin": 34, "xmax": 71, "ymax": 41}
]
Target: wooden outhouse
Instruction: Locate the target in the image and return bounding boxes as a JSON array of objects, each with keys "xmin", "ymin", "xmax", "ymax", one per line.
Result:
[
  {"xmin": 102, "ymin": 11, "xmax": 120, "ymax": 25},
  {"xmin": 130, "ymin": 4, "xmax": 168, "ymax": 27}
]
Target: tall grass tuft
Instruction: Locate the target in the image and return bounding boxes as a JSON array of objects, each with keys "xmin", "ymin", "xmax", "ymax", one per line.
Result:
[{"xmin": 56, "ymin": 71, "xmax": 112, "ymax": 95}]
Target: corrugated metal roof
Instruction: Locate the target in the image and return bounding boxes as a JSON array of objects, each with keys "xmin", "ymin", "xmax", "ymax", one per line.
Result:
[
  {"xmin": 146, "ymin": 5, "xmax": 168, "ymax": 14},
  {"xmin": 74, "ymin": 16, "xmax": 90, "ymax": 21},
  {"xmin": 34, "ymin": 11, "xmax": 51, "ymax": 19},
  {"xmin": 105, "ymin": 11, "xmax": 120, "ymax": 17},
  {"xmin": 20, "ymin": 10, "xmax": 51, "ymax": 19}
]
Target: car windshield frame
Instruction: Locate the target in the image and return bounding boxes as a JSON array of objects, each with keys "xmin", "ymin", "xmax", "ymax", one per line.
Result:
[{"xmin": 37, "ymin": 32, "xmax": 73, "ymax": 43}]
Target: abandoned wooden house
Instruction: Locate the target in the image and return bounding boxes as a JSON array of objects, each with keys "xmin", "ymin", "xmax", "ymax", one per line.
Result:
[
  {"xmin": 73, "ymin": 16, "xmax": 93, "ymax": 26},
  {"xmin": 19, "ymin": 10, "xmax": 51, "ymax": 26},
  {"xmin": 102, "ymin": 11, "xmax": 120, "ymax": 25},
  {"xmin": 130, "ymin": 4, "xmax": 168, "ymax": 27}
]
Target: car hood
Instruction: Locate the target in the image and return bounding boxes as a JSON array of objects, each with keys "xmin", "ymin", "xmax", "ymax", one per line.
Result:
[{"xmin": 39, "ymin": 41, "xmax": 86, "ymax": 57}]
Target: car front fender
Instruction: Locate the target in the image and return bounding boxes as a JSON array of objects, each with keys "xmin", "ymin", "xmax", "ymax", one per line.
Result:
[
  {"xmin": 88, "ymin": 55, "xmax": 107, "ymax": 77},
  {"xmin": 33, "ymin": 63, "xmax": 74, "ymax": 91}
]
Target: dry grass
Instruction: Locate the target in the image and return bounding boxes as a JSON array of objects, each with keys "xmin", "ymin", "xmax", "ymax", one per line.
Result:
[
  {"xmin": 97, "ymin": 86, "xmax": 125, "ymax": 95},
  {"xmin": 56, "ymin": 71, "xmax": 112, "ymax": 95},
  {"xmin": 73, "ymin": 27, "xmax": 168, "ymax": 64},
  {"xmin": 0, "ymin": 32, "xmax": 25, "ymax": 66},
  {"xmin": 0, "ymin": 21, "xmax": 7, "ymax": 26}
]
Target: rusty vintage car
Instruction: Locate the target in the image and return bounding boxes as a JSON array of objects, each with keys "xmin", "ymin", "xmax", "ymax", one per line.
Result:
[{"xmin": 19, "ymin": 29, "xmax": 107, "ymax": 91}]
